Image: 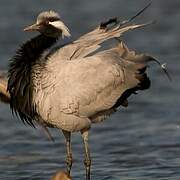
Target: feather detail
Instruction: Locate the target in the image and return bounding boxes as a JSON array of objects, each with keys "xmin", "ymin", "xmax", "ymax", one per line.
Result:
[{"xmin": 8, "ymin": 34, "xmax": 58, "ymax": 127}]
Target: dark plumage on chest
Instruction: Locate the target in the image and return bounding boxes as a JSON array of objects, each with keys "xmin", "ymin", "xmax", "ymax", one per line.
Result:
[{"xmin": 7, "ymin": 34, "xmax": 58, "ymax": 126}]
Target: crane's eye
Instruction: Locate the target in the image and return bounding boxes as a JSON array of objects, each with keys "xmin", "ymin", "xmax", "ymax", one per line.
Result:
[{"xmin": 48, "ymin": 17, "xmax": 60, "ymax": 22}]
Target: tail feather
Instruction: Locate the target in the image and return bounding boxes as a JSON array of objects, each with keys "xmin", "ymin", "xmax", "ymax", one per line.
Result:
[
  {"xmin": 136, "ymin": 69, "xmax": 151, "ymax": 90},
  {"xmin": 112, "ymin": 42, "xmax": 152, "ymax": 109}
]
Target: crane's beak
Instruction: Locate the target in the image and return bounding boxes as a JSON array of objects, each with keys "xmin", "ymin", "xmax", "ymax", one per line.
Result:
[{"xmin": 24, "ymin": 23, "xmax": 40, "ymax": 32}]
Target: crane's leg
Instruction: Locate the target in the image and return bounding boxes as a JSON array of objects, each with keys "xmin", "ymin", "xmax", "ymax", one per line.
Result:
[
  {"xmin": 81, "ymin": 129, "xmax": 91, "ymax": 180},
  {"xmin": 62, "ymin": 130, "xmax": 72, "ymax": 176}
]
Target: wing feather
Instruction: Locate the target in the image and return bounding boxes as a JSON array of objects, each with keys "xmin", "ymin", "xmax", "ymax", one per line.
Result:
[
  {"xmin": 49, "ymin": 22, "xmax": 151, "ymax": 61},
  {"xmin": 48, "ymin": 42, "xmax": 152, "ymax": 118}
]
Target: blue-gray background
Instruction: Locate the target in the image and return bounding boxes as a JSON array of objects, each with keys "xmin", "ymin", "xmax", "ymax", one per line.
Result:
[{"xmin": 0, "ymin": 0, "xmax": 179, "ymax": 179}]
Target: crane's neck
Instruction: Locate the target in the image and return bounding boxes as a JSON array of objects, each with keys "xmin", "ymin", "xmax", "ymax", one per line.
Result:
[
  {"xmin": 7, "ymin": 34, "xmax": 59, "ymax": 127},
  {"xmin": 10, "ymin": 34, "xmax": 58, "ymax": 67}
]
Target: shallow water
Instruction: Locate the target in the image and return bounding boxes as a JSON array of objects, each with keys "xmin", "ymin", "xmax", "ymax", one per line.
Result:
[{"xmin": 0, "ymin": 0, "xmax": 180, "ymax": 179}]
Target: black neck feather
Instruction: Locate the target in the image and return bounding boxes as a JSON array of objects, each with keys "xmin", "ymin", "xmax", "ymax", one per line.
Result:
[{"xmin": 7, "ymin": 34, "xmax": 58, "ymax": 127}]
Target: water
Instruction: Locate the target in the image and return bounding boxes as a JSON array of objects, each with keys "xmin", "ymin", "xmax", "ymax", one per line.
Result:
[{"xmin": 0, "ymin": 0, "xmax": 180, "ymax": 179}]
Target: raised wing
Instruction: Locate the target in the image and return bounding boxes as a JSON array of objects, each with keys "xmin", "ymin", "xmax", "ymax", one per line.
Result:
[
  {"xmin": 49, "ymin": 21, "xmax": 151, "ymax": 61},
  {"xmin": 46, "ymin": 41, "xmax": 153, "ymax": 121},
  {"xmin": 48, "ymin": 1, "xmax": 153, "ymax": 61}
]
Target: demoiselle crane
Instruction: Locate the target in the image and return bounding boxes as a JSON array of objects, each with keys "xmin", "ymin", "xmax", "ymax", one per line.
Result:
[{"xmin": 4, "ymin": 2, "xmax": 170, "ymax": 180}]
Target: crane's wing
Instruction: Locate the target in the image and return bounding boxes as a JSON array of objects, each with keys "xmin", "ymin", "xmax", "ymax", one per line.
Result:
[
  {"xmin": 49, "ymin": 21, "xmax": 152, "ymax": 61},
  {"xmin": 49, "ymin": 1, "xmax": 153, "ymax": 61},
  {"xmin": 48, "ymin": 41, "xmax": 152, "ymax": 120}
]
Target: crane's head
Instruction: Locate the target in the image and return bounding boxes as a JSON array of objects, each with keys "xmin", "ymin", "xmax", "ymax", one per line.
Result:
[{"xmin": 24, "ymin": 10, "xmax": 71, "ymax": 38}]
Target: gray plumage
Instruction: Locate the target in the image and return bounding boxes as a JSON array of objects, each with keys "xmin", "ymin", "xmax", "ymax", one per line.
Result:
[
  {"xmin": 8, "ymin": 11, "xmax": 152, "ymax": 130},
  {"xmin": 6, "ymin": 7, "xmax": 168, "ymax": 180}
]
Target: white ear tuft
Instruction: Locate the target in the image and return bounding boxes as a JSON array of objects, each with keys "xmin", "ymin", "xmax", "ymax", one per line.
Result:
[{"xmin": 49, "ymin": 21, "xmax": 71, "ymax": 38}]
